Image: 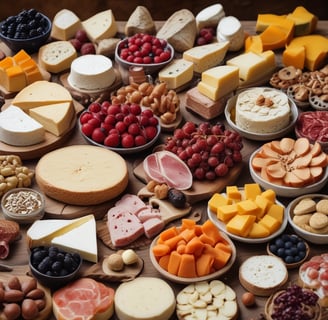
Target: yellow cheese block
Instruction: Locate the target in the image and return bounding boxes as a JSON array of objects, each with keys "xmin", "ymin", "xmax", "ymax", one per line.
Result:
[
  {"xmin": 248, "ymin": 222, "xmax": 270, "ymax": 238},
  {"xmin": 244, "ymin": 183, "xmax": 262, "ymax": 201},
  {"xmin": 226, "ymin": 50, "xmax": 276, "ymax": 85},
  {"xmin": 258, "ymin": 214, "xmax": 281, "ymax": 233},
  {"xmin": 283, "ymin": 35, "xmax": 328, "ymax": 71},
  {"xmin": 282, "ymin": 45, "xmax": 306, "ymax": 70},
  {"xmin": 217, "ymin": 204, "xmax": 238, "ymax": 222},
  {"xmin": 261, "ymin": 189, "xmax": 276, "ymax": 203},
  {"xmin": 237, "ymin": 199, "xmax": 261, "ymax": 217},
  {"xmin": 5, "ymin": 66, "xmax": 27, "ymax": 92},
  {"xmin": 226, "ymin": 185, "xmax": 242, "ymax": 202},
  {"xmin": 266, "ymin": 203, "xmax": 284, "ymax": 224},
  {"xmin": 158, "ymin": 59, "xmax": 194, "ymax": 89},
  {"xmin": 208, "ymin": 193, "xmax": 231, "ymax": 213},
  {"xmin": 197, "ymin": 65, "xmax": 239, "ymax": 101},
  {"xmin": 51, "ymin": 9, "xmax": 82, "ymax": 40},
  {"xmin": 13, "ymin": 81, "xmax": 73, "ymax": 110},
  {"xmin": 183, "ymin": 42, "xmax": 229, "ymax": 73},
  {"xmin": 286, "ymin": 6, "xmax": 318, "ymax": 36},
  {"xmin": 245, "ymin": 35, "xmax": 263, "ymax": 54},
  {"xmin": 226, "ymin": 214, "xmax": 256, "ymax": 237},
  {"xmin": 254, "ymin": 195, "xmax": 273, "ymax": 219},
  {"xmin": 82, "ymin": 10, "xmax": 117, "ymax": 42},
  {"xmin": 28, "ymin": 101, "xmax": 75, "ymax": 136}
]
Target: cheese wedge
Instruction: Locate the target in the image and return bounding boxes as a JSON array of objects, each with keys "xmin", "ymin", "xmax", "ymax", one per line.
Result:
[
  {"xmin": 26, "ymin": 215, "xmax": 98, "ymax": 262},
  {"xmin": 82, "ymin": 10, "xmax": 117, "ymax": 42},
  {"xmin": 51, "ymin": 9, "xmax": 82, "ymax": 40},
  {"xmin": 13, "ymin": 80, "xmax": 73, "ymax": 111},
  {"xmin": 29, "ymin": 102, "xmax": 74, "ymax": 136},
  {"xmin": 0, "ymin": 105, "xmax": 45, "ymax": 146}
]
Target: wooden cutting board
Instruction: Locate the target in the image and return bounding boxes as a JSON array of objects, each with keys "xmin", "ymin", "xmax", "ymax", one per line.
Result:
[{"xmin": 133, "ymin": 160, "xmax": 244, "ymax": 204}]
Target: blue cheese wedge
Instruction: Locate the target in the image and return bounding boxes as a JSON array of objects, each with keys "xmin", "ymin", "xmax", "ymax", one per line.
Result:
[{"xmin": 0, "ymin": 105, "xmax": 45, "ymax": 146}]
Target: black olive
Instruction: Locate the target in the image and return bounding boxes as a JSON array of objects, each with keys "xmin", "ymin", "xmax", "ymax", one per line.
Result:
[{"xmin": 168, "ymin": 188, "xmax": 186, "ymax": 208}]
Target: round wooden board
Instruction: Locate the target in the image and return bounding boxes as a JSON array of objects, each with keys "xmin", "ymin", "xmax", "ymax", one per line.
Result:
[
  {"xmin": 0, "ymin": 273, "xmax": 52, "ymax": 320},
  {"xmin": 0, "ymin": 100, "xmax": 84, "ymax": 160}
]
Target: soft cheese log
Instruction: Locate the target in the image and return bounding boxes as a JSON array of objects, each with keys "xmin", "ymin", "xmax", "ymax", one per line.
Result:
[
  {"xmin": 197, "ymin": 65, "xmax": 239, "ymax": 101},
  {"xmin": 195, "ymin": 3, "xmax": 225, "ymax": 31},
  {"xmin": 158, "ymin": 58, "xmax": 194, "ymax": 89},
  {"xmin": 156, "ymin": 9, "xmax": 197, "ymax": 53},
  {"xmin": 183, "ymin": 41, "xmax": 229, "ymax": 73},
  {"xmin": 51, "ymin": 9, "xmax": 82, "ymax": 40},
  {"xmin": 217, "ymin": 16, "xmax": 245, "ymax": 51},
  {"xmin": 82, "ymin": 9, "xmax": 117, "ymax": 42},
  {"xmin": 0, "ymin": 105, "xmax": 45, "ymax": 146}
]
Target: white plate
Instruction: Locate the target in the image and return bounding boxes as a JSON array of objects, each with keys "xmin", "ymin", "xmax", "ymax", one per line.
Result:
[
  {"xmin": 149, "ymin": 229, "xmax": 236, "ymax": 284},
  {"xmin": 249, "ymin": 148, "xmax": 328, "ymax": 198},
  {"xmin": 225, "ymin": 88, "xmax": 298, "ymax": 141},
  {"xmin": 207, "ymin": 190, "xmax": 288, "ymax": 244}
]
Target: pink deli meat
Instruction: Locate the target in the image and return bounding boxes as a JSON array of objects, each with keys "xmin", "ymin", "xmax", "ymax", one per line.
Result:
[
  {"xmin": 143, "ymin": 150, "xmax": 193, "ymax": 190},
  {"xmin": 297, "ymin": 111, "xmax": 328, "ymax": 142}
]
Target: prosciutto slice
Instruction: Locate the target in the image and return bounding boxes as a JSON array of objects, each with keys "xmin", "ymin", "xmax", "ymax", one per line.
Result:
[{"xmin": 53, "ymin": 278, "xmax": 115, "ymax": 320}]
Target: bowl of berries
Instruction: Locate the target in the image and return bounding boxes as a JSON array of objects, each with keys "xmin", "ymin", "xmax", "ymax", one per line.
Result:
[
  {"xmin": 115, "ymin": 33, "xmax": 174, "ymax": 75},
  {"xmin": 0, "ymin": 8, "xmax": 51, "ymax": 53},
  {"xmin": 79, "ymin": 101, "xmax": 161, "ymax": 155}
]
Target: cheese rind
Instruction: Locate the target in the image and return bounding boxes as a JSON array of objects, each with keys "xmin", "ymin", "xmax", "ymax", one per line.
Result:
[
  {"xmin": 183, "ymin": 41, "xmax": 229, "ymax": 73},
  {"xmin": 38, "ymin": 41, "xmax": 77, "ymax": 73},
  {"xmin": 0, "ymin": 105, "xmax": 45, "ymax": 146},
  {"xmin": 158, "ymin": 58, "xmax": 194, "ymax": 89},
  {"xmin": 195, "ymin": 3, "xmax": 225, "ymax": 30},
  {"xmin": 82, "ymin": 10, "xmax": 117, "ymax": 42},
  {"xmin": 51, "ymin": 9, "xmax": 82, "ymax": 40}
]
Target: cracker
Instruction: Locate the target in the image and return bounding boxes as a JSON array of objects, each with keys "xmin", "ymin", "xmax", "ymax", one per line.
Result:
[
  {"xmin": 293, "ymin": 214, "xmax": 312, "ymax": 228},
  {"xmin": 309, "ymin": 212, "xmax": 328, "ymax": 230},
  {"xmin": 316, "ymin": 199, "xmax": 328, "ymax": 215},
  {"xmin": 293, "ymin": 198, "xmax": 317, "ymax": 215}
]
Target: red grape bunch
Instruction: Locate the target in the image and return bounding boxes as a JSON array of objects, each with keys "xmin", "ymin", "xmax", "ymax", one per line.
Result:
[{"xmin": 164, "ymin": 121, "xmax": 243, "ymax": 181}]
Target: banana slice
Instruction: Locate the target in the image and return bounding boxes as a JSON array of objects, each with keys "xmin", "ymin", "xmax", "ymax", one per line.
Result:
[{"xmin": 176, "ymin": 280, "xmax": 238, "ymax": 320}]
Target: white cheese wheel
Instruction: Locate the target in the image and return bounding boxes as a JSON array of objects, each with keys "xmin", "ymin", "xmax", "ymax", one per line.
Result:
[
  {"xmin": 217, "ymin": 16, "xmax": 245, "ymax": 51},
  {"xmin": 239, "ymin": 255, "xmax": 288, "ymax": 296},
  {"xmin": 67, "ymin": 54, "xmax": 115, "ymax": 92},
  {"xmin": 196, "ymin": 3, "xmax": 225, "ymax": 30},
  {"xmin": 114, "ymin": 277, "xmax": 176, "ymax": 320},
  {"xmin": 35, "ymin": 145, "xmax": 128, "ymax": 205}
]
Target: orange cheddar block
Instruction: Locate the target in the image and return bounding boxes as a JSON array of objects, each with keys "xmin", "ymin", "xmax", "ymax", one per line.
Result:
[
  {"xmin": 287, "ymin": 6, "xmax": 318, "ymax": 36},
  {"xmin": 236, "ymin": 199, "xmax": 261, "ymax": 216},
  {"xmin": 261, "ymin": 189, "xmax": 276, "ymax": 203},
  {"xmin": 282, "ymin": 45, "xmax": 306, "ymax": 70},
  {"xmin": 226, "ymin": 185, "xmax": 242, "ymax": 202},
  {"xmin": 208, "ymin": 193, "xmax": 231, "ymax": 212},
  {"xmin": 259, "ymin": 214, "xmax": 281, "ymax": 233},
  {"xmin": 259, "ymin": 24, "xmax": 290, "ymax": 50},
  {"xmin": 255, "ymin": 195, "xmax": 273, "ymax": 219},
  {"xmin": 248, "ymin": 222, "xmax": 270, "ymax": 238},
  {"xmin": 13, "ymin": 49, "xmax": 31, "ymax": 64},
  {"xmin": 0, "ymin": 56, "xmax": 14, "ymax": 69},
  {"xmin": 217, "ymin": 204, "xmax": 238, "ymax": 222},
  {"xmin": 4, "ymin": 66, "xmax": 26, "ymax": 92},
  {"xmin": 226, "ymin": 214, "xmax": 256, "ymax": 237},
  {"xmin": 244, "ymin": 183, "xmax": 262, "ymax": 200},
  {"xmin": 245, "ymin": 34, "xmax": 263, "ymax": 54},
  {"xmin": 266, "ymin": 203, "xmax": 284, "ymax": 224}
]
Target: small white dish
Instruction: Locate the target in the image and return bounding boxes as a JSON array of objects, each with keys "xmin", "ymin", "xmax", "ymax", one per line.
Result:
[{"xmin": 225, "ymin": 89, "xmax": 298, "ymax": 141}]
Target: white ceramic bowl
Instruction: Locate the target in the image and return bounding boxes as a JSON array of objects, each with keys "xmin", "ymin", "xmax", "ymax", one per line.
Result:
[
  {"xmin": 225, "ymin": 89, "xmax": 298, "ymax": 141},
  {"xmin": 149, "ymin": 228, "xmax": 236, "ymax": 284},
  {"xmin": 207, "ymin": 191, "xmax": 288, "ymax": 244},
  {"xmin": 249, "ymin": 148, "xmax": 328, "ymax": 198},
  {"xmin": 287, "ymin": 194, "xmax": 328, "ymax": 244},
  {"xmin": 1, "ymin": 187, "xmax": 45, "ymax": 224},
  {"xmin": 115, "ymin": 38, "xmax": 174, "ymax": 75}
]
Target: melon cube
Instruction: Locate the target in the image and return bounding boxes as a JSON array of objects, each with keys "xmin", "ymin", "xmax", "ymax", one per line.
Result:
[
  {"xmin": 226, "ymin": 214, "xmax": 256, "ymax": 237},
  {"xmin": 208, "ymin": 193, "xmax": 231, "ymax": 212},
  {"xmin": 244, "ymin": 183, "xmax": 262, "ymax": 200},
  {"xmin": 248, "ymin": 222, "xmax": 270, "ymax": 238},
  {"xmin": 217, "ymin": 204, "xmax": 238, "ymax": 222},
  {"xmin": 226, "ymin": 186, "xmax": 241, "ymax": 202},
  {"xmin": 266, "ymin": 203, "xmax": 284, "ymax": 224},
  {"xmin": 259, "ymin": 214, "xmax": 281, "ymax": 234}
]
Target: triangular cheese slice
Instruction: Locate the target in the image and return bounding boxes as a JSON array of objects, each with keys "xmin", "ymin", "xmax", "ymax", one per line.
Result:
[
  {"xmin": 51, "ymin": 217, "xmax": 97, "ymax": 263},
  {"xmin": 29, "ymin": 101, "xmax": 75, "ymax": 136},
  {"xmin": 12, "ymin": 80, "xmax": 72, "ymax": 110}
]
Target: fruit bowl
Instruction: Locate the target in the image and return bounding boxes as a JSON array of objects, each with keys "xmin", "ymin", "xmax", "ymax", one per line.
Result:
[
  {"xmin": 0, "ymin": 9, "xmax": 51, "ymax": 53},
  {"xmin": 225, "ymin": 91, "xmax": 298, "ymax": 141},
  {"xmin": 249, "ymin": 146, "xmax": 328, "ymax": 198},
  {"xmin": 115, "ymin": 33, "xmax": 174, "ymax": 75},
  {"xmin": 287, "ymin": 194, "xmax": 328, "ymax": 244}
]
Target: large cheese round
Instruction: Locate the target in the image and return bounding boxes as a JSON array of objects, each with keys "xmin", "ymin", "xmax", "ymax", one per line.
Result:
[
  {"xmin": 114, "ymin": 277, "xmax": 176, "ymax": 320},
  {"xmin": 239, "ymin": 255, "xmax": 288, "ymax": 296},
  {"xmin": 235, "ymin": 87, "xmax": 291, "ymax": 134},
  {"xmin": 35, "ymin": 145, "xmax": 128, "ymax": 205},
  {"xmin": 68, "ymin": 54, "xmax": 115, "ymax": 92}
]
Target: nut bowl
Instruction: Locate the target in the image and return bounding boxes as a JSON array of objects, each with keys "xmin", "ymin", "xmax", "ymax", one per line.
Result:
[
  {"xmin": 1, "ymin": 187, "xmax": 45, "ymax": 224},
  {"xmin": 287, "ymin": 194, "xmax": 328, "ymax": 244},
  {"xmin": 0, "ymin": 9, "xmax": 51, "ymax": 53},
  {"xmin": 115, "ymin": 34, "xmax": 174, "ymax": 75},
  {"xmin": 29, "ymin": 246, "xmax": 82, "ymax": 289}
]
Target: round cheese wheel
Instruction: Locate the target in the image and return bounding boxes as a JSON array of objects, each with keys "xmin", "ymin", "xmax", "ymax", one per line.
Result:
[
  {"xmin": 239, "ymin": 255, "xmax": 288, "ymax": 296},
  {"xmin": 35, "ymin": 145, "xmax": 128, "ymax": 205},
  {"xmin": 114, "ymin": 277, "xmax": 176, "ymax": 320}
]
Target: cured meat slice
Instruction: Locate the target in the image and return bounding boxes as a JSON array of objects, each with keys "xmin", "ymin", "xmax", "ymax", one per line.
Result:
[
  {"xmin": 115, "ymin": 194, "xmax": 146, "ymax": 214},
  {"xmin": 52, "ymin": 278, "xmax": 115, "ymax": 320},
  {"xmin": 143, "ymin": 217, "xmax": 165, "ymax": 238},
  {"xmin": 143, "ymin": 150, "xmax": 193, "ymax": 190}
]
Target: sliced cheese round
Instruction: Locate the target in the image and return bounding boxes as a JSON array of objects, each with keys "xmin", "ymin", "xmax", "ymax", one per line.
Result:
[
  {"xmin": 195, "ymin": 3, "xmax": 225, "ymax": 30},
  {"xmin": 35, "ymin": 145, "xmax": 128, "ymax": 205},
  {"xmin": 114, "ymin": 277, "xmax": 175, "ymax": 320}
]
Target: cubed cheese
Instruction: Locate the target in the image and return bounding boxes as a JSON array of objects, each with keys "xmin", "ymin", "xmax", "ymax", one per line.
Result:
[
  {"xmin": 208, "ymin": 193, "xmax": 231, "ymax": 213},
  {"xmin": 226, "ymin": 214, "xmax": 256, "ymax": 237},
  {"xmin": 259, "ymin": 214, "xmax": 281, "ymax": 233},
  {"xmin": 226, "ymin": 185, "xmax": 241, "ymax": 202},
  {"xmin": 217, "ymin": 204, "xmax": 238, "ymax": 222},
  {"xmin": 82, "ymin": 10, "xmax": 117, "ymax": 42},
  {"xmin": 236, "ymin": 199, "xmax": 261, "ymax": 216},
  {"xmin": 261, "ymin": 189, "xmax": 276, "ymax": 203},
  {"xmin": 255, "ymin": 195, "xmax": 273, "ymax": 219},
  {"xmin": 158, "ymin": 59, "xmax": 194, "ymax": 89},
  {"xmin": 183, "ymin": 41, "xmax": 229, "ymax": 73},
  {"xmin": 51, "ymin": 9, "xmax": 82, "ymax": 40},
  {"xmin": 244, "ymin": 183, "xmax": 262, "ymax": 200},
  {"xmin": 266, "ymin": 204, "xmax": 284, "ymax": 224},
  {"xmin": 248, "ymin": 222, "xmax": 270, "ymax": 238}
]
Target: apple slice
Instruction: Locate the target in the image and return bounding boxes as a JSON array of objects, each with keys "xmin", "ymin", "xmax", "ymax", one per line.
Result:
[
  {"xmin": 280, "ymin": 137, "xmax": 295, "ymax": 154},
  {"xmin": 284, "ymin": 171, "xmax": 304, "ymax": 188},
  {"xmin": 292, "ymin": 167, "xmax": 311, "ymax": 182},
  {"xmin": 310, "ymin": 166, "xmax": 324, "ymax": 181},
  {"xmin": 289, "ymin": 152, "xmax": 312, "ymax": 169},
  {"xmin": 260, "ymin": 143, "xmax": 280, "ymax": 159},
  {"xmin": 260, "ymin": 167, "xmax": 283, "ymax": 185},
  {"xmin": 311, "ymin": 152, "xmax": 328, "ymax": 167},
  {"xmin": 266, "ymin": 162, "xmax": 286, "ymax": 179},
  {"xmin": 311, "ymin": 142, "xmax": 322, "ymax": 157},
  {"xmin": 252, "ymin": 155, "xmax": 279, "ymax": 171},
  {"xmin": 293, "ymin": 137, "xmax": 310, "ymax": 156}
]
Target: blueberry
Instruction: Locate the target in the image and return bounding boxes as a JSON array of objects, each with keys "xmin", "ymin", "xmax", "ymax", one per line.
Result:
[
  {"xmin": 269, "ymin": 244, "xmax": 278, "ymax": 254},
  {"xmin": 275, "ymin": 238, "xmax": 284, "ymax": 248},
  {"xmin": 277, "ymin": 247, "xmax": 286, "ymax": 257},
  {"xmin": 284, "ymin": 241, "xmax": 293, "ymax": 249},
  {"xmin": 297, "ymin": 241, "xmax": 306, "ymax": 251},
  {"xmin": 285, "ymin": 255, "xmax": 294, "ymax": 264}
]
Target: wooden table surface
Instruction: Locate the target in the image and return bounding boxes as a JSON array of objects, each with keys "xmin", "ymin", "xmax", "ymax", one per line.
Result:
[{"xmin": 1, "ymin": 20, "xmax": 328, "ymax": 320}]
